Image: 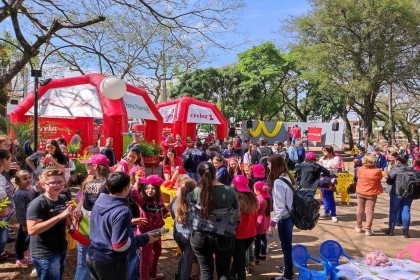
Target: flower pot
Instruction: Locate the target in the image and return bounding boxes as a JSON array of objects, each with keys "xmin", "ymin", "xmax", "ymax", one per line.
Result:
[{"xmin": 143, "ymin": 156, "xmax": 162, "ymax": 167}]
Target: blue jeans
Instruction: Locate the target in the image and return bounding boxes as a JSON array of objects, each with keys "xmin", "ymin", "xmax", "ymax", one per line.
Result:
[
  {"xmin": 32, "ymin": 252, "xmax": 66, "ymax": 280},
  {"xmin": 173, "ymin": 230, "xmax": 194, "ymax": 280},
  {"xmin": 321, "ymin": 189, "xmax": 336, "ymax": 217},
  {"xmin": 127, "ymin": 249, "xmax": 140, "ymax": 280},
  {"xmin": 0, "ymin": 227, "xmax": 9, "ymax": 253},
  {"xmin": 389, "ymin": 194, "xmax": 413, "ymax": 229},
  {"xmin": 187, "ymin": 172, "xmax": 200, "ymax": 183},
  {"xmin": 75, "ymin": 242, "xmax": 91, "ymax": 280},
  {"xmin": 277, "ymin": 217, "xmax": 294, "ymax": 280}
]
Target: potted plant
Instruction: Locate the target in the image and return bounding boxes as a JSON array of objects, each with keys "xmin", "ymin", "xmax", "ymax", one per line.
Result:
[
  {"xmin": 67, "ymin": 142, "xmax": 82, "ymax": 158},
  {"xmin": 139, "ymin": 141, "xmax": 163, "ymax": 167}
]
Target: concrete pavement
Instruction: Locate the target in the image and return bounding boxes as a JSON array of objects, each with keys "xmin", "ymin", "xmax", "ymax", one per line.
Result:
[{"xmin": 157, "ymin": 188, "xmax": 419, "ymax": 279}]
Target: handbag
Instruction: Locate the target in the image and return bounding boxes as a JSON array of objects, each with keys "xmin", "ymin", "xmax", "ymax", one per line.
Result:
[
  {"xmin": 318, "ymin": 176, "xmax": 337, "ymax": 192},
  {"xmin": 69, "ymin": 219, "xmax": 90, "ymax": 246}
]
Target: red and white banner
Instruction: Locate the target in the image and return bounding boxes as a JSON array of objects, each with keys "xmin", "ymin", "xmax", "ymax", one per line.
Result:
[
  {"xmin": 187, "ymin": 104, "xmax": 220, "ymax": 124},
  {"xmin": 158, "ymin": 104, "xmax": 177, "ymax": 123},
  {"xmin": 307, "ymin": 127, "xmax": 322, "ymax": 142}
]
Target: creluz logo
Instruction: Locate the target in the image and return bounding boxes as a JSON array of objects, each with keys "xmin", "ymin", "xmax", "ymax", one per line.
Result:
[{"xmin": 190, "ymin": 113, "xmax": 214, "ymax": 121}]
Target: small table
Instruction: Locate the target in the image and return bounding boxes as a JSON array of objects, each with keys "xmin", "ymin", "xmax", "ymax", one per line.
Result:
[{"xmin": 336, "ymin": 258, "xmax": 420, "ymax": 280}]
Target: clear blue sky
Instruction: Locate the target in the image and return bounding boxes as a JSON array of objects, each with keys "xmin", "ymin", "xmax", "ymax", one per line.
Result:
[{"xmin": 207, "ymin": 0, "xmax": 311, "ymax": 68}]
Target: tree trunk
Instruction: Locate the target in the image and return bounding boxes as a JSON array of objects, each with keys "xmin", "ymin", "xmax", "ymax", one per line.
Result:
[
  {"xmin": 161, "ymin": 52, "xmax": 167, "ymax": 102},
  {"xmin": 388, "ymin": 83, "xmax": 396, "ymax": 145},
  {"xmin": 342, "ymin": 114, "xmax": 354, "ymax": 150}
]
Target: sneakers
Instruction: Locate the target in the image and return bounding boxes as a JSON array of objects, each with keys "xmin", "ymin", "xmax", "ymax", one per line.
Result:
[
  {"xmin": 320, "ymin": 212, "xmax": 329, "ymax": 218},
  {"xmin": 16, "ymin": 258, "xmax": 32, "ymax": 266},
  {"xmin": 355, "ymin": 227, "xmax": 362, "ymax": 233},
  {"xmin": 332, "ymin": 217, "xmax": 338, "ymax": 223},
  {"xmin": 30, "ymin": 268, "xmax": 38, "ymax": 278},
  {"xmin": 365, "ymin": 230, "xmax": 375, "ymax": 236}
]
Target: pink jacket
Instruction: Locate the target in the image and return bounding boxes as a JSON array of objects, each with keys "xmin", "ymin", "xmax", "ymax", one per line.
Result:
[{"xmin": 256, "ymin": 195, "xmax": 270, "ymax": 234}]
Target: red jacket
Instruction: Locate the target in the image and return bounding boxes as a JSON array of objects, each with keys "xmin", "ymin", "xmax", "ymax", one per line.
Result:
[
  {"xmin": 162, "ymin": 156, "xmax": 186, "ymax": 176},
  {"xmin": 236, "ymin": 211, "xmax": 258, "ymax": 239}
]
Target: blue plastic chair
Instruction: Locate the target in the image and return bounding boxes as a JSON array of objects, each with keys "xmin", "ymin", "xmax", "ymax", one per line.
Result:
[
  {"xmin": 292, "ymin": 245, "xmax": 329, "ymax": 280},
  {"xmin": 319, "ymin": 240, "xmax": 352, "ymax": 280}
]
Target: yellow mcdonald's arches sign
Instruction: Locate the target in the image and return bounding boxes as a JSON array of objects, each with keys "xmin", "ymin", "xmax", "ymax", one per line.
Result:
[{"xmin": 248, "ymin": 121, "xmax": 283, "ymax": 138}]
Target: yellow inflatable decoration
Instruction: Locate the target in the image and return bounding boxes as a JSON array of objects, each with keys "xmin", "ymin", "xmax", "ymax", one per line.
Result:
[{"xmin": 248, "ymin": 121, "xmax": 283, "ymax": 138}]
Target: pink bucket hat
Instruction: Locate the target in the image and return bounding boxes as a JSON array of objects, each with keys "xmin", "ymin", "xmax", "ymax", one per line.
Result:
[
  {"xmin": 306, "ymin": 152, "xmax": 317, "ymax": 161},
  {"xmin": 232, "ymin": 175, "xmax": 250, "ymax": 193},
  {"xmin": 252, "ymin": 164, "xmax": 265, "ymax": 178},
  {"xmin": 80, "ymin": 154, "xmax": 109, "ymax": 166},
  {"xmin": 129, "ymin": 165, "xmax": 145, "ymax": 176},
  {"xmin": 140, "ymin": 175, "xmax": 163, "ymax": 187},
  {"xmin": 254, "ymin": 181, "xmax": 270, "ymax": 199}
]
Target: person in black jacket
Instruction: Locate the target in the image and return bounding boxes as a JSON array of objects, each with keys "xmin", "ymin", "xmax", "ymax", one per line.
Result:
[
  {"xmin": 385, "ymin": 155, "xmax": 414, "ymax": 238},
  {"xmin": 294, "ymin": 152, "xmax": 331, "ymax": 198}
]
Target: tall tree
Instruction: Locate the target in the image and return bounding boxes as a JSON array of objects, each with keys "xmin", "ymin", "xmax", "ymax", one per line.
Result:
[{"xmin": 287, "ymin": 0, "xmax": 419, "ymax": 145}]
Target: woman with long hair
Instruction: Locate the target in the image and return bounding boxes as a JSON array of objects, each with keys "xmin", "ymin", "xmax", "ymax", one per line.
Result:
[
  {"xmin": 267, "ymin": 154, "xmax": 294, "ymax": 280},
  {"xmin": 243, "ymin": 144, "xmax": 255, "ymax": 165},
  {"xmin": 25, "ymin": 139, "xmax": 67, "ymax": 178},
  {"xmin": 318, "ymin": 145, "xmax": 340, "ymax": 223},
  {"xmin": 231, "ymin": 175, "xmax": 258, "ymax": 280},
  {"xmin": 162, "ymin": 148, "xmax": 186, "ymax": 182},
  {"xmin": 0, "ymin": 149, "xmax": 16, "ymax": 261},
  {"xmin": 227, "ymin": 158, "xmax": 242, "ymax": 179},
  {"xmin": 189, "ymin": 161, "xmax": 239, "ymax": 280},
  {"xmin": 170, "ymin": 177, "xmax": 196, "ymax": 280},
  {"xmin": 73, "ymin": 154, "xmax": 111, "ymax": 280},
  {"xmin": 114, "ymin": 146, "xmax": 144, "ymax": 174},
  {"xmin": 355, "ymin": 155, "xmax": 383, "ymax": 236}
]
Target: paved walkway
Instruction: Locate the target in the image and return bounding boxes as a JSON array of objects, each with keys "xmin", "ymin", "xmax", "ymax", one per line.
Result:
[{"xmin": 158, "ymin": 187, "xmax": 419, "ymax": 279}]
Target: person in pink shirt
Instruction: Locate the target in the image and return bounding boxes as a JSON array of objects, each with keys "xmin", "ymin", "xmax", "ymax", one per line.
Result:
[
  {"xmin": 254, "ymin": 181, "xmax": 272, "ymax": 264},
  {"xmin": 231, "ymin": 175, "xmax": 258, "ymax": 280}
]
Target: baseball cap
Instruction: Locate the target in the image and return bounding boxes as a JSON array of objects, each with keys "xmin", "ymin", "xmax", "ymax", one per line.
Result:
[
  {"xmin": 254, "ymin": 181, "xmax": 270, "ymax": 199},
  {"xmin": 80, "ymin": 154, "xmax": 109, "ymax": 166},
  {"xmin": 306, "ymin": 152, "xmax": 317, "ymax": 161},
  {"xmin": 232, "ymin": 175, "xmax": 250, "ymax": 193},
  {"xmin": 252, "ymin": 164, "xmax": 266, "ymax": 178},
  {"xmin": 140, "ymin": 175, "xmax": 163, "ymax": 187}
]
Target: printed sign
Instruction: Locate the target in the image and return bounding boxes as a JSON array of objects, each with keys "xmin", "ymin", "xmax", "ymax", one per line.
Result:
[
  {"xmin": 187, "ymin": 104, "xmax": 220, "ymax": 124},
  {"xmin": 158, "ymin": 104, "xmax": 177, "ymax": 123},
  {"xmin": 124, "ymin": 92, "xmax": 156, "ymax": 120},
  {"xmin": 307, "ymin": 127, "xmax": 322, "ymax": 142},
  {"xmin": 26, "ymin": 84, "xmax": 103, "ymax": 118}
]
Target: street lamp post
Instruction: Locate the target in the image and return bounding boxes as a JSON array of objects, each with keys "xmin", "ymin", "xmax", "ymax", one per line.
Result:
[{"xmin": 0, "ymin": 39, "xmax": 115, "ymax": 152}]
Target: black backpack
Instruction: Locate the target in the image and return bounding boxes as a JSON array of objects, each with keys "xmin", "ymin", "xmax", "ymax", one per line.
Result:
[
  {"xmin": 401, "ymin": 168, "xmax": 420, "ymax": 200},
  {"xmin": 279, "ymin": 177, "xmax": 320, "ymax": 230},
  {"xmin": 182, "ymin": 149, "xmax": 193, "ymax": 170}
]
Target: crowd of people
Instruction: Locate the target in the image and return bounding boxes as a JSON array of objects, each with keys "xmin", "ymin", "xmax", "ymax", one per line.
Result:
[{"xmin": 0, "ymin": 131, "xmax": 419, "ymax": 280}]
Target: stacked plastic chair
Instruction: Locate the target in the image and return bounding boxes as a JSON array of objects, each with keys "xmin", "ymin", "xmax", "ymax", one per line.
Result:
[
  {"xmin": 320, "ymin": 240, "xmax": 353, "ymax": 280},
  {"xmin": 292, "ymin": 245, "xmax": 329, "ymax": 280},
  {"xmin": 334, "ymin": 173, "xmax": 354, "ymax": 206}
]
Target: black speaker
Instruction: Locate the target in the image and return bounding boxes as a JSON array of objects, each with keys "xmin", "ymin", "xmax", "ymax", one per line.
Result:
[
  {"xmin": 228, "ymin": 127, "xmax": 236, "ymax": 137},
  {"xmin": 332, "ymin": 122, "xmax": 339, "ymax": 131},
  {"xmin": 246, "ymin": 120, "xmax": 253, "ymax": 129}
]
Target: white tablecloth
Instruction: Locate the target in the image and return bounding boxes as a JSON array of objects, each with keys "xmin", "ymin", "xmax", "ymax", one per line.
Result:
[{"xmin": 336, "ymin": 258, "xmax": 420, "ymax": 280}]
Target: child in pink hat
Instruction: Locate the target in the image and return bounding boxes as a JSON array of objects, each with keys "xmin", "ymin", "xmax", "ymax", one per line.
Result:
[
  {"xmin": 254, "ymin": 181, "xmax": 272, "ymax": 264},
  {"xmin": 231, "ymin": 175, "xmax": 259, "ymax": 279}
]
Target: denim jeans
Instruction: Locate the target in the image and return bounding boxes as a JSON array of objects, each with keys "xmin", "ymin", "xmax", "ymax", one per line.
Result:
[
  {"xmin": 187, "ymin": 172, "xmax": 200, "ymax": 183},
  {"xmin": 32, "ymin": 252, "xmax": 66, "ymax": 280},
  {"xmin": 231, "ymin": 237, "xmax": 254, "ymax": 280},
  {"xmin": 190, "ymin": 230, "xmax": 234, "ymax": 280},
  {"xmin": 389, "ymin": 194, "xmax": 413, "ymax": 229},
  {"xmin": 15, "ymin": 225, "xmax": 29, "ymax": 260},
  {"xmin": 277, "ymin": 217, "xmax": 294, "ymax": 280},
  {"xmin": 87, "ymin": 257, "xmax": 128, "ymax": 280},
  {"xmin": 0, "ymin": 227, "xmax": 9, "ymax": 253},
  {"xmin": 254, "ymin": 233, "xmax": 267, "ymax": 260},
  {"xmin": 127, "ymin": 249, "xmax": 140, "ymax": 280},
  {"xmin": 321, "ymin": 189, "xmax": 336, "ymax": 217},
  {"xmin": 173, "ymin": 230, "xmax": 194, "ymax": 280},
  {"xmin": 75, "ymin": 242, "xmax": 91, "ymax": 280}
]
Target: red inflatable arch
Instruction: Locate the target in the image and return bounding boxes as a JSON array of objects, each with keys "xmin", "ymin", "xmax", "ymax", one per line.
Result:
[
  {"xmin": 156, "ymin": 97, "xmax": 227, "ymax": 141},
  {"xmin": 10, "ymin": 74, "xmax": 162, "ymax": 160}
]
